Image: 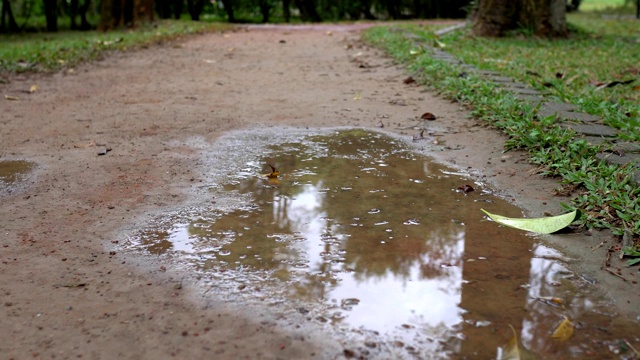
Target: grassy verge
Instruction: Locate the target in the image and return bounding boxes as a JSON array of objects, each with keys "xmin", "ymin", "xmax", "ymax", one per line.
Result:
[
  {"xmin": 0, "ymin": 20, "xmax": 232, "ymax": 74},
  {"xmin": 362, "ymin": 20, "xmax": 640, "ymax": 246}
]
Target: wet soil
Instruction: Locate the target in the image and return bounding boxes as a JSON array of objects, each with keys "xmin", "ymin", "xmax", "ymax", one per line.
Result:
[{"xmin": 1, "ymin": 23, "xmax": 638, "ymax": 359}]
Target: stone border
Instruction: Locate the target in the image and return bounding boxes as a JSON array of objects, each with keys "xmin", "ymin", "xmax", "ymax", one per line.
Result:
[{"xmin": 403, "ymin": 24, "xmax": 640, "ymax": 184}]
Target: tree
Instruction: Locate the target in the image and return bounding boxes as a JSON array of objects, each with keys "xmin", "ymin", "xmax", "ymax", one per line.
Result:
[
  {"xmin": 99, "ymin": 0, "xmax": 154, "ymax": 30},
  {"xmin": 187, "ymin": 0, "xmax": 205, "ymax": 20},
  {"xmin": 219, "ymin": 0, "xmax": 235, "ymax": 22},
  {"xmin": 473, "ymin": 0, "xmax": 567, "ymax": 37},
  {"xmin": 0, "ymin": 0, "xmax": 19, "ymax": 33},
  {"xmin": 70, "ymin": 0, "xmax": 93, "ymax": 30},
  {"xmin": 43, "ymin": 0, "xmax": 57, "ymax": 31}
]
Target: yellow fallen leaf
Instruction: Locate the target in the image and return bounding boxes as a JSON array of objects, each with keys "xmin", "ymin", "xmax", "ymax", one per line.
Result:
[
  {"xmin": 4, "ymin": 94, "xmax": 19, "ymax": 100},
  {"xmin": 29, "ymin": 84, "xmax": 40, "ymax": 93},
  {"xmin": 353, "ymin": 92, "xmax": 361, "ymax": 100},
  {"xmin": 500, "ymin": 324, "xmax": 539, "ymax": 360},
  {"xmin": 267, "ymin": 163, "xmax": 279, "ymax": 179},
  {"xmin": 551, "ymin": 317, "xmax": 574, "ymax": 342}
]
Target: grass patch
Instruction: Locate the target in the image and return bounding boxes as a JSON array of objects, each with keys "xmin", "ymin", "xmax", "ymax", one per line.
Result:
[
  {"xmin": 0, "ymin": 20, "xmax": 232, "ymax": 73},
  {"xmin": 435, "ymin": 15, "xmax": 640, "ymax": 141},
  {"xmin": 362, "ymin": 22, "xmax": 640, "ymax": 241}
]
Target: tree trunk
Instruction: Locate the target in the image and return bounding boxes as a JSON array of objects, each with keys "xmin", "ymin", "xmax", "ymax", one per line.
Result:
[
  {"xmin": 259, "ymin": 0, "xmax": 270, "ymax": 23},
  {"xmin": 187, "ymin": 0, "xmax": 205, "ymax": 20},
  {"xmin": 283, "ymin": 0, "xmax": 291, "ymax": 22},
  {"xmin": 220, "ymin": 0, "xmax": 235, "ymax": 22},
  {"xmin": 473, "ymin": 0, "xmax": 566, "ymax": 37},
  {"xmin": 100, "ymin": 0, "xmax": 153, "ymax": 30},
  {"xmin": 294, "ymin": 0, "xmax": 321, "ymax": 22},
  {"xmin": 43, "ymin": 0, "xmax": 58, "ymax": 32},
  {"xmin": 361, "ymin": 0, "xmax": 375, "ymax": 20},
  {"xmin": 70, "ymin": 0, "xmax": 92, "ymax": 30},
  {"xmin": 1, "ymin": 0, "xmax": 19, "ymax": 33}
]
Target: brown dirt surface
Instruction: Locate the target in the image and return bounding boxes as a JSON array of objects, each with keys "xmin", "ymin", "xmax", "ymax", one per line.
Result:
[{"xmin": 1, "ymin": 23, "xmax": 638, "ymax": 359}]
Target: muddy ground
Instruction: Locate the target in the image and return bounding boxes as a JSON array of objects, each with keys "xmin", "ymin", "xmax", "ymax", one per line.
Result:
[{"xmin": 1, "ymin": 23, "xmax": 638, "ymax": 359}]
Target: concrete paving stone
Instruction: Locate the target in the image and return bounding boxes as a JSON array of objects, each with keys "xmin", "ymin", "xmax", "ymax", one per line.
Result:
[
  {"xmin": 611, "ymin": 142, "xmax": 640, "ymax": 153},
  {"xmin": 596, "ymin": 152, "xmax": 640, "ymax": 166},
  {"xmin": 559, "ymin": 111, "xmax": 602, "ymax": 123},
  {"xmin": 580, "ymin": 135, "xmax": 611, "ymax": 146},
  {"xmin": 477, "ymin": 70, "xmax": 502, "ymax": 76},
  {"xmin": 487, "ymin": 76, "xmax": 516, "ymax": 83},
  {"xmin": 502, "ymin": 86, "xmax": 542, "ymax": 95},
  {"xmin": 513, "ymin": 94, "xmax": 545, "ymax": 103},
  {"xmin": 541, "ymin": 102, "xmax": 576, "ymax": 113},
  {"xmin": 563, "ymin": 123, "xmax": 618, "ymax": 137}
]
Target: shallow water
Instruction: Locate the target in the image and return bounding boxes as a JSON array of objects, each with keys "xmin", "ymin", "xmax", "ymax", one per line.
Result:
[
  {"xmin": 129, "ymin": 129, "xmax": 639, "ymax": 358},
  {"xmin": 0, "ymin": 160, "xmax": 35, "ymax": 195}
]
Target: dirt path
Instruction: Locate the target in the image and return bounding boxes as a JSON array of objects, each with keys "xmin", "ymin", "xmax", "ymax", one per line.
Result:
[{"xmin": 1, "ymin": 24, "xmax": 637, "ymax": 359}]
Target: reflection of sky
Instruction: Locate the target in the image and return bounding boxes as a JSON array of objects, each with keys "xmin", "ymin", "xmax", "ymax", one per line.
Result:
[
  {"xmin": 274, "ymin": 180, "xmax": 465, "ymax": 333},
  {"xmin": 168, "ymin": 223, "xmax": 196, "ymax": 253},
  {"xmin": 329, "ymin": 260, "xmax": 464, "ymax": 333}
]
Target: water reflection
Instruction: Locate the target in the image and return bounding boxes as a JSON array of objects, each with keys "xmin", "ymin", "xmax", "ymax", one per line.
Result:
[{"xmin": 130, "ymin": 129, "xmax": 637, "ymax": 358}]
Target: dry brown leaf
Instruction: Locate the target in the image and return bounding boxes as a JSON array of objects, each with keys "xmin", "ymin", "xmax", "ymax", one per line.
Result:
[{"xmin": 421, "ymin": 112, "xmax": 436, "ymax": 120}]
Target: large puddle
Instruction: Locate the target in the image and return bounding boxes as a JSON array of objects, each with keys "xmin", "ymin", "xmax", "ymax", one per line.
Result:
[{"xmin": 128, "ymin": 129, "xmax": 638, "ymax": 358}]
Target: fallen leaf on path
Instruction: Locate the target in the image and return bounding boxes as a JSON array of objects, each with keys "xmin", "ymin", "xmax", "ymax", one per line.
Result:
[
  {"xmin": 433, "ymin": 39, "xmax": 446, "ymax": 48},
  {"xmin": 29, "ymin": 84, "xmax": 40, "ymax": 93},
  {"xmin": 403, "ymin": 76, "xmax": 416, "ymax": 84},
  {"xmin": 420, "ymin": 112, "xmax": 436, "ymax": 120},
  {"xmin": 74, "ymin": 140, "xmax": 97, "ymax": 148},
  {"xmin": 551, "ymin": 317, "xmax": 574, "ymax": 342},
  {"xmin": 594, "ymin": 79, "xmax": 635, "ymax": 91},
  {"xmin": 353, "ymin": 92, "xmax": 361, "ymax": 100},
  {"xmin": 54, "ymin": 282, "xmax": 87, "ymax": 288},
  {"xmin": 499, "ymin": 324, "xmax": 539, "ymax": 360},
  {"xmin": 4, "ymin": 95, "xmax": 19, "ymax": 100},
  {"xmin": 481, "ymin": 209, "xmax": 580, "ymax": 234}
]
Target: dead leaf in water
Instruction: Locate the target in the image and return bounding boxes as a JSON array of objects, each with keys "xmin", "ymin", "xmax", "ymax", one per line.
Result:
[
  {"xmin": 265, "ymin": 163, "xmax": 279, "ymax": 179},
  {"xmin": 551, "ymin": 317, "xmax": 574, "ymax": 342},
  {"xmin": 499, "ymin": 324, "xmax": 539, "ymax": 360},
  {"xmin": 481, "ymin": 209, "xmax": 580, "ymax": 234},
  {"xmin": 458, "ymin": 184, "xmax": 474, "ymax": 193}
]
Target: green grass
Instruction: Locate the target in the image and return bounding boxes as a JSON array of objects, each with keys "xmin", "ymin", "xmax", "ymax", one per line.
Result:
[
  {"xmin": 362, "ymin": 19, "xmax": 640, "ymax": 243},
  {"xmin": 435, "ymin": 15, "xmax": 640, "ymax": 142},
  {"xmin": 0, "ymin": 20, "xmax": 232, "ymax": 73}
]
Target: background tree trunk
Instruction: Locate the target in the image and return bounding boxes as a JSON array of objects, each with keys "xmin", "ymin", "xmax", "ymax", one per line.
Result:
[
  {"xmin": 473, "ymin": 0, "xmax": 566, "ymax": 37},
  {"xmin": 220, "ymin": 0, "xmax": 235, "ymax": 22},
  {"xmin": 283, "ymin": 0, "xmax": 291, "ymax": 22},
  {"xmin": 43, "ymin": 0, "xmax": 57, "ymax": 31},
  {"xmin": 187, "ymin": 0, "xmax": 205, "ymax": 20},
  {"xmin": 1, "ymin": 0, "xmax": 19, "ymax": 33}
]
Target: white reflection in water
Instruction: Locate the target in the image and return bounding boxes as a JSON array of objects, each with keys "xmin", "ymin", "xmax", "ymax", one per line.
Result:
[{"xmin": 277, "ymin": 180, "xmax": 466, "ymax": 332}]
